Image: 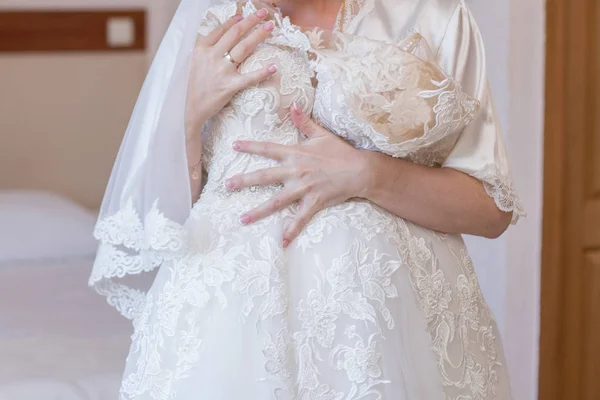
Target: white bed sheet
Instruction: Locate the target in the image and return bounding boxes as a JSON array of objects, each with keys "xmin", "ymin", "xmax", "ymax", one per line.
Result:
[{"xmin": 0, "ymin": 260, "xmax": 132, "ymax": 400}]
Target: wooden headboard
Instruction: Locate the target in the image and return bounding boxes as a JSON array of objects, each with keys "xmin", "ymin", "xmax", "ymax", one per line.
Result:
[
  {"xmin": 0, "ymin": 9, "xmax": 148, "ymax": 209},
  {"xmin": 0, "ymin": 10, "xmax": 146, "ymax": 52}
]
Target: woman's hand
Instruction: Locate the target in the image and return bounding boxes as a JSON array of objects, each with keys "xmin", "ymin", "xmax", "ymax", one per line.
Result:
[
  {"xmin": 185, "ymin": 8, "xmax": 278, "ymax": 139},
  {"xmin": 226, "ymin": 104, "xmax": 370, "ymax": 247},
  {"xmin": 227, "ymin": 105, "xmax": 512, "ymax": 243}
]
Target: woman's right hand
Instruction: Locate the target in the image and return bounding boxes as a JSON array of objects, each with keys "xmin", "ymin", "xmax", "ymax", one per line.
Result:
[{"xmin": 185, "ymin": 8, "xmax": 277, "ymax": 138}]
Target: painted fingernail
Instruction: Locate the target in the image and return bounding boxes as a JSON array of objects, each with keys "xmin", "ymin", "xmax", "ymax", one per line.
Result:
[
  {"xmin": 257, "ymin": 8, "xmax": 268, "ymax": 18},
  {"xmin": 233, "ymin": 141, "xmax": 241, "ymax": 151},
  {"xmin": 263, "ymin": 21, "xmax": 274, "ymax": 31},
  {"xmin": 233, "ymin": 14, "xmax": 243, "ymax": 22},
  {"xmin": 225, "ymin": 179, "xmax": 235, "ymax": 190},
  {"xmin": 240, "ymin": 214, "xmax": 251, "ymax": 224},
  {"xmin": 267, "ymin": 64, "xmax": 278, "ymax": 73},
  {"xmin": 282, "ymin": 239, "xmax": 290, "ymax": 248}
]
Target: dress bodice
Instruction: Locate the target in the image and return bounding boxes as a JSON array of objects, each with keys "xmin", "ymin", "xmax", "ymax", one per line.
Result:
[
  {"xmin": 200, "ymin": 2, "xmax": 480, "ymax": 194},
  {"xmin": 200, "ymin": 38, "xmax": 315, "ymax": 192}
]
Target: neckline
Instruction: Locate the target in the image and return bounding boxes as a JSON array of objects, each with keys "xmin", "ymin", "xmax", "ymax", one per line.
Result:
[{"xmin": 274, "ymin": 0, "xmax": 374, "ymax": 34}]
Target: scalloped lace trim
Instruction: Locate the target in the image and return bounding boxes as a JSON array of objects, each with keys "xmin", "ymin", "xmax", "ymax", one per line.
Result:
[
  {"xmin": 90, "ymin": 199, "xmax": 188, "ymax": 319},
  {"xmin": 473, "ymin": 165, "xmax": 526, "ymax": 224}
]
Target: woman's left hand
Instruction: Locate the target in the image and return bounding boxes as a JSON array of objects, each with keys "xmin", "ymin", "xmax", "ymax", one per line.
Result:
[{"xmin": 226, "ymin": 104, "xmax": 370, "ymax": 248}]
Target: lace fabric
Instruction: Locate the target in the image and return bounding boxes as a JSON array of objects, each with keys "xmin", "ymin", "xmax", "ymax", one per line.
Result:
[
  {"xmin": 308, "ymin": 31, "xmax": 481, "ymax": 162},
  {"xmin": 117, "ymin": 191, "xmax": 512, "ymax": 400},
  {"xmin": 474, "ymin": 164, "xmax": 526, "ymax": 224}
]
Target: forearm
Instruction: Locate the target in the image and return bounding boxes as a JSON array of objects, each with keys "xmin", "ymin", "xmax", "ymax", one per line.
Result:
[
  {"xmin": 359, "ymin": 151, "xmax": 512, "ymax": 238},
  {"xmin": 186, "ymin": 121, "xmax": 205, "ymax": 203}
]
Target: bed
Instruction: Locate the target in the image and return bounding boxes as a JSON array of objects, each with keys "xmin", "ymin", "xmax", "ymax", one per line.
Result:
[
  {"xmin": 0, "ymin": 8, "xmax": 153, "ymax": 397},
  {"xmin": 0, "ymin": 191, "xmax": 132, "ymax": 400}
]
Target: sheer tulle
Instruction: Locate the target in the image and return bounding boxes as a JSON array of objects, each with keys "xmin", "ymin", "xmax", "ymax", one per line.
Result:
[{"xmin": 89, "ymin": 0, "xmax": 222, "ymax": 319}]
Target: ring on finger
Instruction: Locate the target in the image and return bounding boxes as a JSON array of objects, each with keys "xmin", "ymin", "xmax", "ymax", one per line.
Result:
[{"xmin": 223, "ymin": 51, "xmax": 240, "ymax": 66}]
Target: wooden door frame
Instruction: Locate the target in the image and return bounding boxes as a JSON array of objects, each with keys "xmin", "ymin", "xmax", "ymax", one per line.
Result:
[
  {"xmin": 539, "ymin": 0, "xmax": 567, "ymax": 397},
  {"xmin": 539, "ymin": 0, "xmax": 595, "ymax": 398}
]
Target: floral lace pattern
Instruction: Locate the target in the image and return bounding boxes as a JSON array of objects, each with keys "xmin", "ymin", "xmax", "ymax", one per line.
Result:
[
  {"xmin": 117, "ymin": 192, "xmax": 507, "ymax": 399},
  {"xmin": 307, "ymin": 31, "xmax": 480, "ymax": 166},
  {"xmin": 92, "ymin": 1, "xmax": 516, "ymax": 399},
  {"xmin": 90, "ymin": 199, "xmax": 188, "ymax": 319}
]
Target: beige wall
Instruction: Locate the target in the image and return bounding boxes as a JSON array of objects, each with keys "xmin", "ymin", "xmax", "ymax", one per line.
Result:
[
  {"xmin": 0, "ymin": 54, "xmax": 147, "ymax": 209},
  {"xmin": 466, "ymin": 1, "xmax": 545, "ymax": 399},
  {"xmin": 0, "ymin": 0, "xmax": 177, "ymax": 55},
  {"xmin": 0, "ymin": 0, "xmax": 177, "ymax": 209}
]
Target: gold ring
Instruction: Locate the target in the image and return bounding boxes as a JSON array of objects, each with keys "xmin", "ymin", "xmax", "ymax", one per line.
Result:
[{"xmin": 224, "ymin": 51, "xmax": 239, "ymax": 66}]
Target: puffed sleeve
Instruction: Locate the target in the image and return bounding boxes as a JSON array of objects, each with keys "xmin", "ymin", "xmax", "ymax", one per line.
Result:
[{"xmin": 437, "ymin": 1, "xmax": 525, "ymax": 223}]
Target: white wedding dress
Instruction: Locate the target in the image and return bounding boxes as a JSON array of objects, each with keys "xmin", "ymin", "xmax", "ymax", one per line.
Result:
[{"xmin": 91, "ymin": 1, "xmax": 525, "ymax": 399}]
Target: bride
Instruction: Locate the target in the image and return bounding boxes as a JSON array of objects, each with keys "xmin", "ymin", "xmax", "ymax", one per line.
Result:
[{"xmin": 90, "ymin": 0, "xmax": 524, "ymax": 399}]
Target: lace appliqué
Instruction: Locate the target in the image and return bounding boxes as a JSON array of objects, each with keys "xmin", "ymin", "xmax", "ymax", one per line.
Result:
[
  {"xmin": 310, "ymin": 32, "xmax": 480, "ymax": 164},
  {"xmin": 396, "ymin": 225, "xmax": 502, "ymax": 400},
  {"xmin": 297, "ymin": 209, "xmax": 506, "ymax": 400},
  {"xmin": 90, "ymin": 199, "xmax": 187, "ymax": 319}
]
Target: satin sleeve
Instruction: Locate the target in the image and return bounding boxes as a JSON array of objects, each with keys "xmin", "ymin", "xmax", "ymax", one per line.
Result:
[{"xmin": 437, "ymin": 1, "xmax": 525, "ymax": 223}]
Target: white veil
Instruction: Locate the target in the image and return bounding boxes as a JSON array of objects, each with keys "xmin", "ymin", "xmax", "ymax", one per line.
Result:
[{"xmin": 89, "ymin": 0, "xmax": 223, "ymax": 320}]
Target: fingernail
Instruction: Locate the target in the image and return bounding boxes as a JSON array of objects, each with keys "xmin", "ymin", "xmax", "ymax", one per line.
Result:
[
  {"xmin": 233, "ymin": 14, "xmax": 243, "ymax": 22},
  {"xmin": 267, "ymin": 64, "xmax": 278, "ymax": 73},
  {"xmin": 263, "ymin": 21, "xmax": 274, "ymax": 31},
  {"xmin": 233, "ymin": 141, "xmax": 241, "ymax": 151},
  {"xmin": 225, "ymin": 179, "xmax": 235, "ymax": 190},
  {"xmin": 240, "ymin": 214, "xmax": 251, "ymax": 224},
  {"xmin": 282, "ymin": 239, "xmax": 289, "ymax": 248},
  {"xmin": 292, "ymin": 102, "xmax": 301, "ymax": 114},
  {"xmin": 257, "ymin": 8, "xmax": 268, "ymax": 18}
]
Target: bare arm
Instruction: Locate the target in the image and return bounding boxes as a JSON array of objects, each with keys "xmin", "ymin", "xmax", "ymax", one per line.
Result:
[
  {"xmin": 185, "ymin": 132, "xmax": 204, "ymax": 203},
  {"xmin": 360, "ymin": 150, "xmax": 512, "ymax": 238}
]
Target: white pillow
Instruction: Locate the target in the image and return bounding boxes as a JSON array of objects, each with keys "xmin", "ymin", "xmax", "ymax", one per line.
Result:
[{"xmin": 0, "ymin": 190, "xmax": 98, "ymax": 265}]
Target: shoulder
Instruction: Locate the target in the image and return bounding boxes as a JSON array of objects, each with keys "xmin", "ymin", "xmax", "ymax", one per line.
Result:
[
  {"xmin": 406, "ymin": 0, "xmax": 466, "ymax": 55},
  {"xmin": 359, "ymin": 0, "xmax": 465, "ymax": 52}
]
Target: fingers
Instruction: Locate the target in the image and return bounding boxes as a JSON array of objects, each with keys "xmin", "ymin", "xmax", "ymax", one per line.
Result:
[
  {"xmin": 198, "ymin": 15, "xmax": 242, "ymax": 47},
  {"xmin": 240, "ymin": 188, "xmax": 303, "ymax": 225},
  {"xmin": 232, "ymin": 63, "xmax": 278, "ymax": 91},
  {"xmin": 226, "ymin": 167, "xmax": 288, "ymax": 191},
  {"xmin": 282, "ymin": 198, "xmax": 320, "ymax": 248},
  {"xmin": 291, "ymin": 103, "xmax": 326, "ymax": 139},
  {"xmin": 229, "ymin": 20, "xmax": 274, "ymax": 64},
  {"xmin": 215, "ymin": 8, "xmax": 270, "ymax": 54},
  {"xmin": 232, "ymin": 140, "xmax": 287, "ymax": 162}
]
